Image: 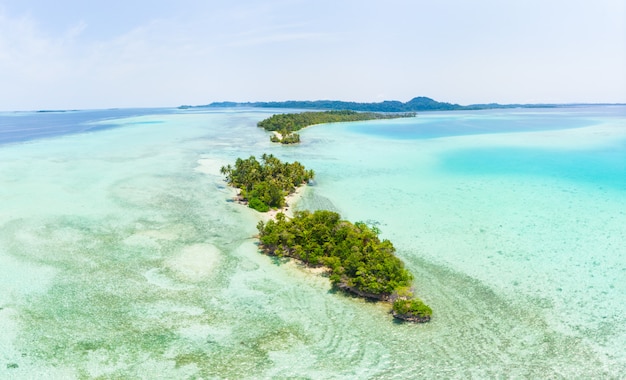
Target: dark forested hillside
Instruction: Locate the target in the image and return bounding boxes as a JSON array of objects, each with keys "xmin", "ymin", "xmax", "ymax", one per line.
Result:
[
  {"xmin": 191, "ymin": 97, "xmax": 462, "ymax": 112},
  {"xmin": 182, "ymin": 96, "xmax": 569, "ymax": 112}
]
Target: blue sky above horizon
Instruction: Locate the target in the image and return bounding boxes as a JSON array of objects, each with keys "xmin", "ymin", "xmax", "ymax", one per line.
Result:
[{"xmin": 0, "ymin": 0, "xmax": 624, "ymax": 111}]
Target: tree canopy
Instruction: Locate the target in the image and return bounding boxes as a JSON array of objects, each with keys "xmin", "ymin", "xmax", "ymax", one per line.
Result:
[
  {"xmin": 258, "ymin": 110, "xmax": 416, "ymax": 144},
  {"xmin": 258, "ymin": 110, "xmax": 416, "ymax": 133},
  {"xmin": 257, "ymin": 210, "xmax": 432, "ymax": 322},
  {"xmin": 220, "ymin": 154, "xmax": 314, "ymax": 212},
  {"xmin": 200, "ymin": 97, "xmax": 466, "ymax": 112}
]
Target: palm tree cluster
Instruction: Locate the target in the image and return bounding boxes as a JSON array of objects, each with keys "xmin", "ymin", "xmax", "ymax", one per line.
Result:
[{"xmin": 220, "ymin": 154, "xmax": 314, "ymax": 212}]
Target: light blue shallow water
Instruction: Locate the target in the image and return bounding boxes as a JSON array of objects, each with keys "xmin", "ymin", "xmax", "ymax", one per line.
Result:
[
  {"xmin": 345, "ymin": 106, "xmax": 624, "ymax": 139},
  {"xmin": 0, "ymin": 106, "xmax": 625, "ymax": 378}
]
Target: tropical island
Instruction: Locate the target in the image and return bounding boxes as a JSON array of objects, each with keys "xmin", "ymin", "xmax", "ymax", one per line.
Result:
[
  {"xmin": 221, "ymin": 154, "xmax": 432, "ymax": 323},
  {"xmin": 258, "ymin": 110, "xmax": 416, "ymax": 144},
  {"xmin": 220, "ymin": 154, "xmax": 314, "ymax": 212}
]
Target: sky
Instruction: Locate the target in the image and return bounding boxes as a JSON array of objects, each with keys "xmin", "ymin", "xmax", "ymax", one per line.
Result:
[{"xmin": 0, "ymin": 0, "xmax": 625, "ymax": 111}]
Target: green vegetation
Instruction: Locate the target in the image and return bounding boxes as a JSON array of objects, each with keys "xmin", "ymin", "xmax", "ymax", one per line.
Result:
[
  {"xmin": 257, "ymin": 210, "xmax": 432, "ymax": 322},
  {"xmin": 392, "ymin": 298, "xmax": 432, "ymax": 323},
  {"xmin": 258, "ymin": 110, "xmax": 416, "ymax": 144},
  {"xmin": 221, "ymin": 155, "xmax": 431, "ymax": 322},
  {"xmin": 270, "ymin": 131, "xmax": 301, "ymax": 144},
  {"xmin": 186, "ymin": 96, "xmax": 570, "ymax": 112},
  {"xmin": 258, "ymin": 110, "xmax": 417, "ymax": 133},
  {"xmin": 220, "ymin": 154, "xmax": 314, "ymax": 212},
  {"xmin": 198, "ymin": 97, "xmax": 464, "ymax": 112}
]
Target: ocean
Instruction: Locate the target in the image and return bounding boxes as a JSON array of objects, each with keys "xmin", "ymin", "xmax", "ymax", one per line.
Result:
[{"xmin": 0, "ymin": 106, "xmax": 624, "ymax": 378}]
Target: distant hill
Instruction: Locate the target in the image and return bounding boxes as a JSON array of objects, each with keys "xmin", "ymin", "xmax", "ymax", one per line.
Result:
[
  {"xmin": 180, "ymin": 97, "xmax": 571, "ymax": 112},
  {"xmin": 180, "ymin": 97, "xmax": 623, "ymax": 112}
]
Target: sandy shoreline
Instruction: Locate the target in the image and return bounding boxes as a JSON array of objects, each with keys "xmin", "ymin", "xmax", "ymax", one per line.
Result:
[
  {"xmin": 223, "ymin": 181, "xmax": 308, "ymax": 222},
  {"xmin": 259, "ymin": 184, "xmax": 308, "ymax": 222},
  {"xmin": 195, "ymin": 157, "xmax": 308, "ymax": 221}
]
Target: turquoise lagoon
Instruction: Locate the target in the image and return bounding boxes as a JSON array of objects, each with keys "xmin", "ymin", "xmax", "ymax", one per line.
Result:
[{"xmin": 0, "ymin": 106, "xmax": 624, "ymax": 378}]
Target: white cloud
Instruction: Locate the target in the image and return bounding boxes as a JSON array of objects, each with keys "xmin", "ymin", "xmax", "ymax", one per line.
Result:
[
  {"xmin": 0, "ymin": 13, "xmax": 76, "ymax": 108},
  {"xmin": 0, "ymin": 1, "xmax": 624, "ymax": 111}
]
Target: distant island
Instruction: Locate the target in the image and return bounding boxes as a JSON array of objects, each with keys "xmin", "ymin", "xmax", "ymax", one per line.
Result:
[
  {"xmin": 258, "ymin": 110, "xmax": 416, "ymax": 144},
  {"xmin": 221, "ymin": 154, "xmax": 432, "ymax": 323},
  {"xmin": 180, "ymin": 96, "xmax": 576, "ymax": 112}
]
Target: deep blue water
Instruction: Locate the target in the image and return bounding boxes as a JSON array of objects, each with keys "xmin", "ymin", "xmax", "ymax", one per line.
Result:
[{"xmin": 0, "ymin": 108, "xmax": 174, "ymax": 145}]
